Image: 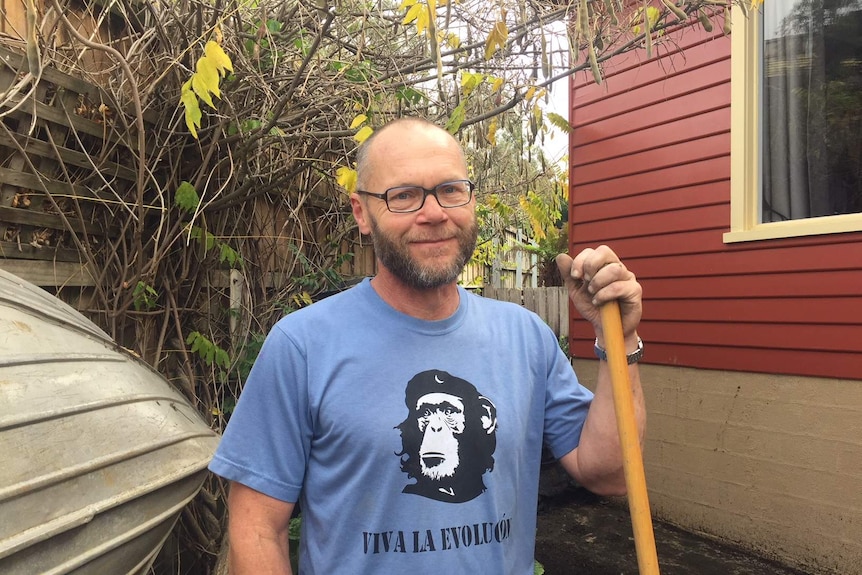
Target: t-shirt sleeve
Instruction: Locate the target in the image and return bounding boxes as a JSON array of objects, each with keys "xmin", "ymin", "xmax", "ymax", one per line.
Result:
[
  {"xmin": 542, "ymin": 330, "xmax": 594, "ymax": 460},
  {"xmin": 208, "ymin": 322, "xmax": 311, "ymax": 503}
]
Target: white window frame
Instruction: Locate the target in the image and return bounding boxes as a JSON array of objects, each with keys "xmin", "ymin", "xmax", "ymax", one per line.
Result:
[{"xmin": 724, "ymin": 4, "xmax": 862, "ymax": 244}]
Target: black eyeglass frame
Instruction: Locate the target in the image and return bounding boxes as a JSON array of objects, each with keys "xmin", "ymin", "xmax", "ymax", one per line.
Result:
[{"xmin": 357, "ymin": 179, "xmax": 475, "ymax": 213}]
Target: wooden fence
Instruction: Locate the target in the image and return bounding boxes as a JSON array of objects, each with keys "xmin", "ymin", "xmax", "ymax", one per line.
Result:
[
  {"xmin": 482, "ymin": 286, "xmax": 569, "ymax": 338},
  {"xmin": 461, "ymin": 227, "xmax": 539, "ymax": 289},
  {"xmin": 0, "ymin": 36, "xmax": 142, "ymax": 288}
]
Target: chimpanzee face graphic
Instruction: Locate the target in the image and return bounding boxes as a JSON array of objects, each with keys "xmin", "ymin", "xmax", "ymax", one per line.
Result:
[{"xmin": 396, "ymin": 370, "xmax": 497, "ymax": 503}]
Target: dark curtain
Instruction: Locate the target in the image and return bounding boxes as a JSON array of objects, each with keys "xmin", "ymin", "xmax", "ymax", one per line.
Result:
[{"xmin": 762, "ymin": 0, "xmax": 862, "ymax": 222}]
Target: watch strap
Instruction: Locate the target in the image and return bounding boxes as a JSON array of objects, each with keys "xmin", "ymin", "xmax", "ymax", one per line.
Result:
[{"xmin": 594, "ymin": 337, "xmax": 643, "ymax": 364}]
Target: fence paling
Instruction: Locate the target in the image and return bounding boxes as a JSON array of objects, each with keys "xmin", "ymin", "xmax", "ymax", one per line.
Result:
[{"xmin": 483, "ymin": 286, "xmax": 569, "ymax": 338}]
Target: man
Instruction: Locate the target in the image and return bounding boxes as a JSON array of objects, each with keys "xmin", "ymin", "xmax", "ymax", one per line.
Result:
[{"xmin": 209, "ymin": 117, "xmax": 645, "ymax": 574}]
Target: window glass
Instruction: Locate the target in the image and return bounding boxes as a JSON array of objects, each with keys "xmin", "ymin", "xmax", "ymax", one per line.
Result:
[{"xmin": 761, "ymin": 0, "xmax": 862, "ymax": 223}]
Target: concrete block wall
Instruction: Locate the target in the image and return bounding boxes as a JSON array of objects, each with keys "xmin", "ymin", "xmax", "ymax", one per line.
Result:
[{"xmin": 573, "ymin": 361, "xmax": 862, "ymax": 575}]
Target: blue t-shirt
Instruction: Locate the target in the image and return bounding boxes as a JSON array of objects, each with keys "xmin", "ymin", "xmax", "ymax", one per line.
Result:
[{"xmin": 209, "ymin": 278, "xmax": 593, "ymax": 574}]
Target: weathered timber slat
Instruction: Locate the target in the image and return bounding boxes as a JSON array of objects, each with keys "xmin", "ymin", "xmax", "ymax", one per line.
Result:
[
  {"xmin": 0, "ymin": 44, "xmax": 159, "ymax": 125},
  {"xmin": 0, "ymin": 91, "xmax": 146, "ymax": 154},
  {"xmin": 0, "ymin": 240, "xmax": 82, "ymax": 262},
  {"xmin": 0, "ymin": 205, "xmax": 119, "ymax": 236},
  {"xmin": 0, "ymin": 44, "xmax": 110, "ymax": 106},
  {"xmin": 0, "ymin": 258, "xmax": 96, "ymax": 286},
  {"xmin": 0, "ymin": 130, "xmax": 137, "ymax": 182},
  {"xmin": 0, "ymin": 166, "xmax": 90, "ymax": 198},
  {"xmin": 0, "ymin": 166, "xmax": 145, "ymax": 210}
]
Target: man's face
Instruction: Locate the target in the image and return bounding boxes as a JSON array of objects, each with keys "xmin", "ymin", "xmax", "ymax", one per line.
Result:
[
  {"xmin": 351, "ymin": 124, "xmax": 478, "ymax": 289},
  {"xmin": 366, "ymin": 207, "xmax": 477, "ymax": 289}
]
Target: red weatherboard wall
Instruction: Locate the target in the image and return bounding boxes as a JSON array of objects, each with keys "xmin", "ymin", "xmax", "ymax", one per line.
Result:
[{"xmin": 567, "ymin": 25, "xmax": 862, "ymax": 380}]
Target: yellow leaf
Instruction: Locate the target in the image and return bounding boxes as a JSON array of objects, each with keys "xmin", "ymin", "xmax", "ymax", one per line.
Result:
[
  {"xmin": 353, "ymin": 125, "xmax": 374, "ymax": 143},
  {"xmin": 486, "ymin": 118, "xmax": 498, "ymax": 146},
  {"xmin": 401, "ymin": 2, "xmax": 431, "ymax": 34},
  {"xmin": 415, "ymin": 6, "xmax": 430, "ymax": 35},
  {"xmin": 336, "ymin": 166, "xmax": 357, "ymax": 193},
  {"xmin": 181, "ymin": 87, "xmax": 202, "ymax": 138},
  {"xmin": 192, "ymin": 72, "xmax": 216, "ymax": 109},
  {"xmin": 646, "ymin": 6, "xmax": 660, "ymax": 27},
  {"xmin": 196, "ymin": 56, "xmax": 220, "ymax": 90},
  {"xmin": 205, "ymin": 40, "xmax": 233, "ymax": 76},
  {"xmin": 525, "ymin": 86, "xmax": 537, "ymax": 101},
  {"xmin": 350, "ymin": 114, "xmax": 368, "ymax": 129},
  {"xmin": 403, "ymin": 3, "xmax": 423, "ymax": 25},
  {"xmin": 445, "ymin": 32, "xmax": 461, "ymax": 49},
  {"xmin": 460, "ymin": 71, "xmax": 483, "ymax": 96},
  {"xmin": 399, "ymin": 0, "xmax": 417, "ymax": 9},
  {"xmin": 194, "ymin": 56, "xmax": 220, "ymax": 104},
  {"xmin": 491, "ymin": 77, "xmax": 504, "ymax": 93},
  {"xmin": 484, "ymin": 20, "xmax": 508, "ymax": 60}
]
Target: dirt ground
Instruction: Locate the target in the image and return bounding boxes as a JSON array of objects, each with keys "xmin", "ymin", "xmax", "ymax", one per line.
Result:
[{"xmin": 534, "ymin": 484, "xmax": 814, "ymax": 575}]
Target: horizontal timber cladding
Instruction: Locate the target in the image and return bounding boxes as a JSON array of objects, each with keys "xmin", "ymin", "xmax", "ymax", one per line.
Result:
[{"xmin": 567, "ymin": 23, "xmax": 862, "ymax": 380}]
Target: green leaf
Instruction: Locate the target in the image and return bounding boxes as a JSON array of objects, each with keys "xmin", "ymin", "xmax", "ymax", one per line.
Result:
[
  {"xmin": 445, "ymin": 102, "xmax": 466, "ymax": 134},
  {"xmin": 243, "ymin": 119, "xmax": 263, "ymax": 132},
  {"xmin": 133, "ymin": 281, "xmax": 158, "ymax": 311},
  {"xmin": 289, "ymin": 516, "xmax": 302, "ymax": 541},
  {"xmin": 203, "ymin": 230, "xmax": 216, "ymax": 251},
  {"xmin": 266, "ymin": 19, "xmax": 283, "ymax": 33},
  {"xmin": 219, "ymin": 243, "xmax": 241, "ymax": 267},
  {"xmin": 395, "ymin": 86, "xmax": 425, "ymax": 105},
  {"xmin": 215, "ymin": 347, "xmax": 231, "ymax": 370},
  {"xmin": 547, "ymin": 112, "xmax": 573, "ymax": 133},
  {"xmin": 189, "ymin": 225, "xmax": 216, "ymax": 252},
  {"xmin": 175, "ymin": 181, "xmax": 200, "ymax": 213},
  {"xmin": 187, "ymin": 330, "xmax": 231, "ymax": 369}
]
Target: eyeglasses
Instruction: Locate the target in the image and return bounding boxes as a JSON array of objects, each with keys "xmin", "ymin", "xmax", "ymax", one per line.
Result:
[{"xmin": 357, "ymin": 180, "xmax": 475, "ymax": 213}]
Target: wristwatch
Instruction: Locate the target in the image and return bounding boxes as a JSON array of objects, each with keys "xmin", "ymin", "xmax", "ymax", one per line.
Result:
[{"xmin": 594, "ymin": 337, "xmax": 643, "ymax": 364}]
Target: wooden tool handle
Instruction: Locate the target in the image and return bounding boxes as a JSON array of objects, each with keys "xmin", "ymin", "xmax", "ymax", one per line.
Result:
[{"xmin": 600, "ymin": 301, "xmax": 660, "ymax": 575}]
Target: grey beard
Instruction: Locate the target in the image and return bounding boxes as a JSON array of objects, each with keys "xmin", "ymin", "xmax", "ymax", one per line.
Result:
[{"xmin": 369, "ymin": 219, "xmax": 478, "ymax": 290}]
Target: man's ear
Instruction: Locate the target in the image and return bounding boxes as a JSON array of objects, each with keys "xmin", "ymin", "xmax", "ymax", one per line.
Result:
[{"xmin": 350, "ymin": 193, "xmax": 372, "ymax": 235}]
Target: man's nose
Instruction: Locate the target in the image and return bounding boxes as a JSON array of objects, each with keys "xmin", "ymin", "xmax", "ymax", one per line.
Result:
[{"xmin": 417, "ymin": 192, "xmax": 447, "ymax": 219}]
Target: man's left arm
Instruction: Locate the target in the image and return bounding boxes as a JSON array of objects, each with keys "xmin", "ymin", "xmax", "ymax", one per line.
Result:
[{"xmin": 554, "ymin": 246, "xmax": 645, "ymax": 496}]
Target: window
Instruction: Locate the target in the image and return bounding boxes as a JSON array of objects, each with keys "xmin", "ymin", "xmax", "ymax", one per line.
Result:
[{"xmin": 725, "ymin": 0, "xmax": 862, "ymax": 242}]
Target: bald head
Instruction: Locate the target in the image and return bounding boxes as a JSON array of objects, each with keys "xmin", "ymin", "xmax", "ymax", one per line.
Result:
[{"xmin": 355, "ymin": 118, "xmax": 466, "ymax": 191}]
